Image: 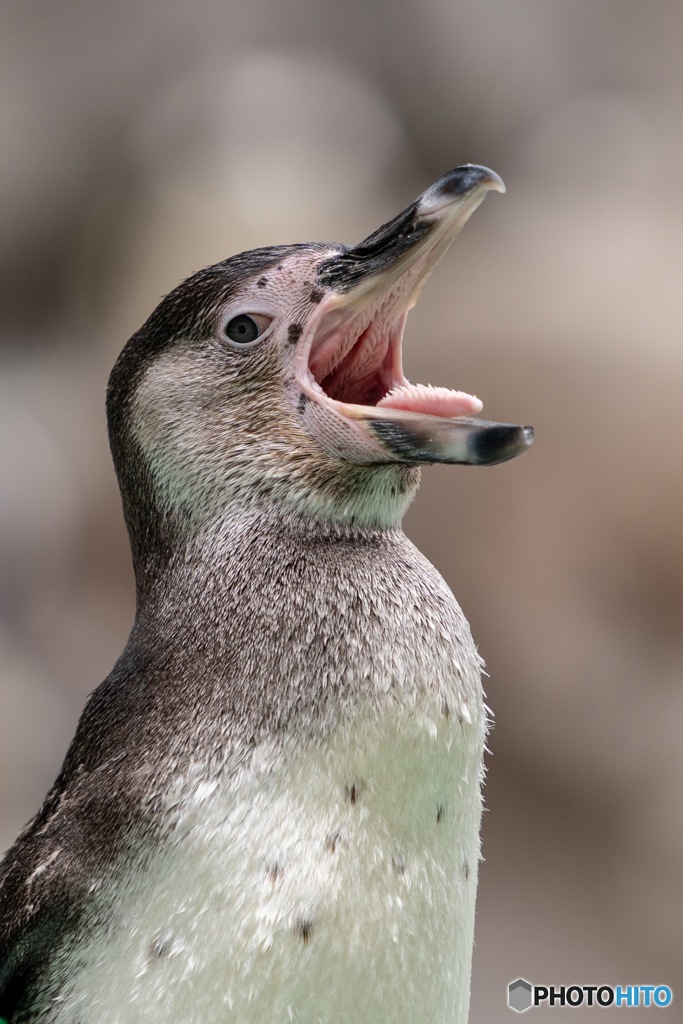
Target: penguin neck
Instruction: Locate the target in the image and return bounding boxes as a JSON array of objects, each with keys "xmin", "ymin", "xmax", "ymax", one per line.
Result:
[
  {"xmin": 130, "ymin": 501, "xmax": 406, "ymax": 633},
  {"xmin": 126, "ymin": 461, "xmax": 422, "ymax": 610}
]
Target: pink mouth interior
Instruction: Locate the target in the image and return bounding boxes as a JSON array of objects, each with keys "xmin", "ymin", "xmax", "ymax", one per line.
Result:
[{"xmin": 308, "ymin": 308, "xmax": 482, "ymax": 418}]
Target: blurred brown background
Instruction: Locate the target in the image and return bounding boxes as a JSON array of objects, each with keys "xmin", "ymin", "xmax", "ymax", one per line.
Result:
[{"xmin": 1, "ymin": 0, "xmax": 681, "ymax": 1019}]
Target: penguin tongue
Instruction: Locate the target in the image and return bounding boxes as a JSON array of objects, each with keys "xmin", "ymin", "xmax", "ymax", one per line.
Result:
[{"xmin": 376, "ymin": 383, "xmax": 483, "ymax": 418}]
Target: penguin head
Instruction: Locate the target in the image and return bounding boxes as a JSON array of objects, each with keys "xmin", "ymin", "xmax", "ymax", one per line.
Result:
[{"xmin": 107, "ymin": 166, "xmax": 533, "ymax": 558}]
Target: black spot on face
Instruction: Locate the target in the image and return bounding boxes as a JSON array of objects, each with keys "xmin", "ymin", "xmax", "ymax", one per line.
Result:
[
  {"xmin": 257, "ymin": 276, "xmax": 268, "ymax": 288},
  {"xmin": 346, "ymin": 782, "xmax": 359, "ymax": 805},
  {"xmin": 296, "ymin": 919, "xmax": 313, "ymax": 943},
  {"xmin": 463, "ymin": 859, "xmax": 470, "ymax": 880},
  {"xmin": 288, "ymin": 323, "xmax": 303, "ymax": 344},
  {"xmin": 298, "ymin": 393, "xmax": 308, "ymax": 414},
  {"xmin": 436, "ymin": 804, "xmax": 445, "ymax": 823},
  {"xmin": 309, "ymin": 286, "xmax": 324, "ymax": 304}
]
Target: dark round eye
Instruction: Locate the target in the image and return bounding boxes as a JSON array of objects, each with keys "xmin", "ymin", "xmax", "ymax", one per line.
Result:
[{"xmin": 225, "ymin": 314, "xmax": 263, "ymax": 344}]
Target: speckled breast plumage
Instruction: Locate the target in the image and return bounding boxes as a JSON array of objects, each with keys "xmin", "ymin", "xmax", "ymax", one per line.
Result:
[{"xmin": 43, "ymin": 518, "xmax": 486, "ymax": 1024}]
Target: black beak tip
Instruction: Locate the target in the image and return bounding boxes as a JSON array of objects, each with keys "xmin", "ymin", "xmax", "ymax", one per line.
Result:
[
  {"xmin": 467, "ymin": 422, "xmax": 535, "ymax": 466},
  {"xmin": 426, "ymin": 164, "xmax": 505, "ymax": 204}
]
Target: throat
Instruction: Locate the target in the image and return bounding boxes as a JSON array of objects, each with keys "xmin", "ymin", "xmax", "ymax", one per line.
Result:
[
  {"xmin": 126, "ymin": 503, "xmax": 480, "ymax": 753},
  {"xmin": 299, "ymin": 461, "xmax": 421, "ymax": 529}
]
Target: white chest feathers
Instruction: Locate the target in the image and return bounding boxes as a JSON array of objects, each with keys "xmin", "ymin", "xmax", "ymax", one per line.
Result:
[{"xmin": 52, "ymin": 685, "xmax": 485, "ymax": 1024}]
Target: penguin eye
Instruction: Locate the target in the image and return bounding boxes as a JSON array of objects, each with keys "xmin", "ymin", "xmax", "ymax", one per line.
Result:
[{"xmin": 223, "ymin": 313, "xmax": 272, "ymax": 347}]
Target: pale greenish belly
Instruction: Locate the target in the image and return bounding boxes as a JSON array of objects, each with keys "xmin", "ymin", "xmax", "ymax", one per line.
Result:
[{"xmin": 54, "ymin": 695, "xmax": 485, "ymax": 1024}]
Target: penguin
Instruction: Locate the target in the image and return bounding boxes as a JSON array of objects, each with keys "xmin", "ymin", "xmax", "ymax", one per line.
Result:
[{"xmin": 0, "ymin": 165, "xmax": 533, "ymax": 1024}]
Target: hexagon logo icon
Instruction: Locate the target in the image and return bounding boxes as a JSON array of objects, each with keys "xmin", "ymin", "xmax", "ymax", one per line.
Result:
[{"xmin": 508, "ymin": 978, "xmax": 533, "ymax": 1013}]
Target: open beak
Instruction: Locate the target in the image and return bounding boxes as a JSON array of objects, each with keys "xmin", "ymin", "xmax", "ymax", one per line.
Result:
[{"xmin": 296, "ymin": 165, "xmax": 534, "ymax": 466}]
